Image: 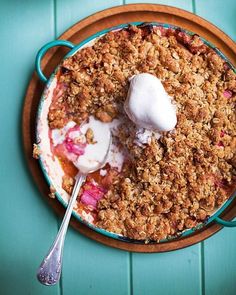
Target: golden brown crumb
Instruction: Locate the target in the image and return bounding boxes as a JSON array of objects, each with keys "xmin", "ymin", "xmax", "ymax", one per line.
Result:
[
  {"xmin": 85, "ymin": 128, "xmax": 97, "ymax": 144},
  {"xmin": 95, "ymin": 104, "xmax": 118, "ymax": 123},
  {"xmin": 62, "ymin": 175, "xmax": 74, "ymax": 194},
  {"xmin": 33, "ymin": 144, "xmax": 41, "ymax": 159},
  {"xmin": 49, "ymin": 185, "xmax": 56, "ymax": 199}
]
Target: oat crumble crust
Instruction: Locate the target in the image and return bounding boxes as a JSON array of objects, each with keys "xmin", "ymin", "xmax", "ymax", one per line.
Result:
[{"xmin": 48, "ymin": 25, "xmax": 236, "ymax": 241}]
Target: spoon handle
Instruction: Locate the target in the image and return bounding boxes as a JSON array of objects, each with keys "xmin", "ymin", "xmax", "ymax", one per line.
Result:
[{"xmin": 37, "ymin": 172, "xmax": 86, "ymax": 285}]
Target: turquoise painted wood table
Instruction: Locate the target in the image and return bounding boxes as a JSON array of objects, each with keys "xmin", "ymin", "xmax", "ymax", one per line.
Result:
[{"xmin": 0, "ymin": 1, "xmax": 235, "ymax": 294}]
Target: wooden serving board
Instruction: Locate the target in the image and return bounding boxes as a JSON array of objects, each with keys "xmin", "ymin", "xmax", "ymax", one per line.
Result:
[{"xmin": 22, "ymin": 4, "xmax": 236, "ymax": 252}]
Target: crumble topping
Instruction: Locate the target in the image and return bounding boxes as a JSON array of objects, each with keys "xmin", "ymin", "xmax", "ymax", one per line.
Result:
[{"xmin": 47, "ymin": 25, "xmax": 236, "ymax": 241}]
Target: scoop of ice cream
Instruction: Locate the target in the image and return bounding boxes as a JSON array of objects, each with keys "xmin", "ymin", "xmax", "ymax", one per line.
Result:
[{"xmin": 124, "ymin": 73, "xmax": 177, "ymax": 132}]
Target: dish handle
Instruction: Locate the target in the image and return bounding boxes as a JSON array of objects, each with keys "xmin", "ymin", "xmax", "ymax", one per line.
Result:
[
  {"xmin": 35, "ymin": 40, "xmax": 75, "ymax": 83},
  {"xmin": 215, "ymin": 217, "xmax": 236, "ymax": 227}
]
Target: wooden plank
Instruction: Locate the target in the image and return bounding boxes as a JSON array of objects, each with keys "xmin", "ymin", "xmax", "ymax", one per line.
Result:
[
  {"xmin": 125, "ymin": 0, "xmax": 193, "ymax": 11},
  {"xmin": 0, "ymin": 1, "xmax": 60, "ymax": 295},
  {"xmin": 195, "ymin": 0, "xmax": 236, "ymax": 40},
  {"xmin": 203, "ymin": 228, "xmax": 236, "ymax": 295},
  {"xmin": 62, "ymin": 229, "xmax": 130, "ymax": 295},
  {"xmin": 132, "ymin": 244, "xmax": 201, "ymax": 295},
  {"xmin": 55, "ymin": 2, "xmax": 130, "ymax": 295},
  {"xmin": 56, "ymin": 0, "xmax": 123, "ymax": 37}
]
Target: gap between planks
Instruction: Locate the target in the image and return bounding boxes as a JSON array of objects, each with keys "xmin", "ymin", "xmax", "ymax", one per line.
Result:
[
  {"xmin": 192, "ymin": 0, "xmax": 197, "ymax": 14},
  {"xmin": 200, "ymin": 242, "xmax": 205, "ymax": 295}
]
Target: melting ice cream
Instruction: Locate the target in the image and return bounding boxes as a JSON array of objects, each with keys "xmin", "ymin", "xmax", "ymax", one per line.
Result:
[
  {"xmin": 51, "ymin": 116, "xmax": 124, "ymax": 172},
  {"xmin": 124, "ymin": 73, "xmax": 177, "ymax": 132},
  {"xmin": 75, "ymin": 117, "xmax": 111, "ymax": 173}
]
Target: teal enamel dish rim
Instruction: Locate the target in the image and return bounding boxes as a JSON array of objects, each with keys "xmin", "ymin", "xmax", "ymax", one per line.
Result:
[{"xmin": 35, "ymin": 22, "xmax": 236, "ymax": 244}]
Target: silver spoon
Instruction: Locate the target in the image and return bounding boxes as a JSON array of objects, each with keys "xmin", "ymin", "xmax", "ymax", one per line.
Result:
[{"xmin": 37, "ymin": 133, "xmax": 111, "ymax": 286}]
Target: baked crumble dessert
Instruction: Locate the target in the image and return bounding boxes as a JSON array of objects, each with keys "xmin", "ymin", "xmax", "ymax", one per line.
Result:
[{"xmin": 42, "ymin": 24, "xmax": 236, "ymax": 242}]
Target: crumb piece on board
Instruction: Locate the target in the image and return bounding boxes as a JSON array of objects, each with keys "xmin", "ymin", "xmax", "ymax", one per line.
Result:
[{"xmin": 32, "ymin": 143, "xmax": 41, "ymax": 159}]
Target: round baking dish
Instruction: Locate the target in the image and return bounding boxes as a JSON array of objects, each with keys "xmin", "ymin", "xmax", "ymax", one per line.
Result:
[{"xmin": 35, "ymin": 22, "xmax": 236, "ymax": 244}]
